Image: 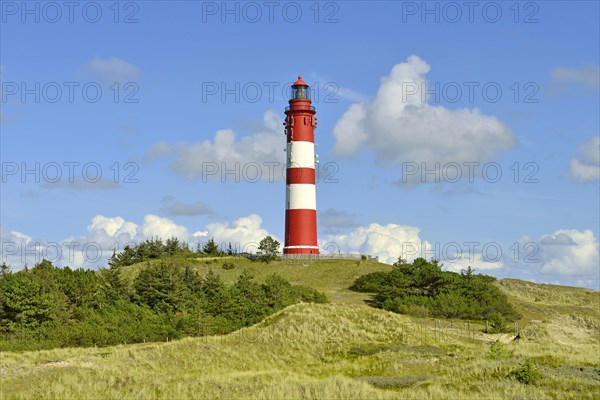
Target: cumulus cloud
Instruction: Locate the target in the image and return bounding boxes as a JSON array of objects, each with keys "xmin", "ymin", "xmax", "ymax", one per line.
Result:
[
  {"xmin": 85, "ymin": 56, "xmax": 140, "ymax": 83},
  {"xmin": 0, "ymin": 226, "xmax": 33, "ymax": 267},
  {"xmin": 195, "ymin": 214, "xmax": 275, "ymax": 253},
  {"xmin": 569, "ymin": 136, "xmax": 600, "ymax": 183},
  {"xmin": 537, "ymin": 229, "xmax": 599, "ymax": 276},
  {"xmin": 146, "ymin": 110, "xmax": 286, "ymax": 182},
  {"xmin": 551, "ymin": 66, "xmax": 600, "ymax": 89},
  {"xmin": 0, "ymin": 214, "xmax": 276, "ymax": 270},
  {"xmin": 502, "ymin": 228, "xmax": 599, "ymax": 288},
  {"xmin": 141, "ymin": 215, "xmax": 190, "ymax": 240},
  {"xmin": 87, "ymin": 215, "xmax": 138, "ymax": 244},
  {"xmin": 323, "ymin": 223, "xmax": 430, "ymax": 264},
  {"xmin": 332, "ymin": 55, "xmax": 516, "ymax": 184},
  {"xmin": 322, "ymin": 222, "xmax": 504, "ymax": 272}
]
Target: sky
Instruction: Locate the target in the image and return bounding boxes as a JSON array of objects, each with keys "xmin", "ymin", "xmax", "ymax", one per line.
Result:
[{"xmin": 1, "ymin": 1, "xmax": 599, "ymax": 289}]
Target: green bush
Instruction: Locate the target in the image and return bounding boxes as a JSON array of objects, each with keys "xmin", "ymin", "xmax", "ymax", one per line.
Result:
[
  {"xmin": 487, "ymin": 312, "xmax": 510, "ymax": 333},
  {"xmin": 0, "ymin": 260, "xmax": 328, "ymax": 351},
  {"xmin": 222, "ymin": 263, "xmax": 235, "ymax": 270},
  {"xmin": 351, "ymin": 258, "xmax": 521, "ymax": 323},
  {"xmin": 487, "ymin": 342, "xmax": 514, "ymax": 360},
  {"xmin": 351, "ymin": 271, "xmax": 389, "ymax": 292},
  {"xmin": 511, "ymin": 359, "xmax": 542, "ymax": 384},
  {"xmin": 293, "ymin": 285, "xmax": 328, "ymax": 303}
]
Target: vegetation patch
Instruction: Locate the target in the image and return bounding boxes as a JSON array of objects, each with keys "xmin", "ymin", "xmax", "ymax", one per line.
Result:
[
  {"xmin": 356, "ymin": 375, "xmax": 428, "ymax": 389},
  {"xmin": 487, "ymin": 342, "xmax": 514, "ymax": 360},
  {"xmin": 0, "ymin": 249, "xmax": 328, "ymax": 351},
  {"xmin": 542, "ymin": 365, "xmax": 600, "ymax": 381},
  {"xmin": 351, "ymin": 257, "xmax": 521, "ymax": 325},
  {"xmin": 510, "ymin": 359, "xmax": 542, "ymax": 385}
]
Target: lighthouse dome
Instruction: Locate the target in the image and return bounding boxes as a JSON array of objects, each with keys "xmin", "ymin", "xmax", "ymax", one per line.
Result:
[
  {"xmin": 291, "ymin": 76, "xmax": 310, "ymax": 100},
  {"xmin": 293, "ymin": 76, "xmax": 308, "ymax": 86}
]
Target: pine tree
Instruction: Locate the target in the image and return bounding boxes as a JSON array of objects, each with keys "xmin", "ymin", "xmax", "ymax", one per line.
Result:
[{"xmin": 202, "ymin": 238, "xmax": 221, "ymax": 256}]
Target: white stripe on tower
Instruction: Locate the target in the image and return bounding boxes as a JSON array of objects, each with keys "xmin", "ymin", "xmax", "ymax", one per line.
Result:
[
  {"xmin": 286, "ymin": 184, "xmax": 316, "ymax": 210},
  {"xmin": 286, "ymin": 142, "xmax": 315, "ymax": 168}
]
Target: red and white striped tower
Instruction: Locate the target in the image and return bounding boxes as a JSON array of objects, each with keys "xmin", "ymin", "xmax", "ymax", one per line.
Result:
[{"xmin": 283, "ymin": 76, "xmax": 319, "ymax": 254}]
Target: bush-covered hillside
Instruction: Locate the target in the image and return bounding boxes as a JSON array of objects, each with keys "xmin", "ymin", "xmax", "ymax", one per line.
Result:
[
  {"xmin": 0, "ymin": 257, "xmax": 326, "ymax": 352},
  {"xmin": 352, "ymin": 257, "xmax": 521, "ymax": 330}
]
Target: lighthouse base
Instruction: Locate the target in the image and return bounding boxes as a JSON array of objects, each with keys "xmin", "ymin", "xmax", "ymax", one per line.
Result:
[
  {"xmin": 284, "ymin": 208, "xmax": 319, "ymax": 254},
  {"xmin": 283, "ymin": 245, "xmax": 320, "ymax": 255}
]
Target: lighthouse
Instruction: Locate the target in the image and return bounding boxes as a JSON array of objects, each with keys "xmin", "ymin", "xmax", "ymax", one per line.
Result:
[{"xmin": 283, "ymin": 76, "xmax": 319, "ymax": 255}]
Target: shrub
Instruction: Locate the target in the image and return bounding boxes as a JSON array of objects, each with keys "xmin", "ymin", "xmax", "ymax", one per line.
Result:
[
  {"xmin": 511, "ymin": 359, "xmax": 542, "ymax": 384},
  {"xmin": 222, "ymin": 263, "xmax": 235, "ymax": 270},
  {"xmin": 351, "ymin": 258, "xmax": 521, "ymax": 323},
  {"xmin": 487, "ymin": 342, "xmax": 513, "ymax": 360},
  {"xmin": 487, "ymin": 312, "xmax": 510, "ymax": 333},
  {"xmin": 293, "ymin": 285, "xmax": 328, "ymax": 303},
  {"xmin": 351, "ymin": 271, "xmax": 389, "ymax": 292}
]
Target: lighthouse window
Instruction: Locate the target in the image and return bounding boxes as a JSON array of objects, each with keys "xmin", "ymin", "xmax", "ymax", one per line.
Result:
[{"xmin": 292, "ymin": 86, "xmax": 310, "ymax": 100}]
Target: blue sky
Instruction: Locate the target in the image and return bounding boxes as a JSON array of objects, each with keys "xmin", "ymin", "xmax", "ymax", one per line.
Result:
[{"xmin": 1, "ymin": 1, "xmax": 599, "ymax": 289}]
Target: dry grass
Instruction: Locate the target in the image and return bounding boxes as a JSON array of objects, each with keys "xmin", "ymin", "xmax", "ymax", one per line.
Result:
[{"xmin": 1, "ymin": 261, "xmax": 599, "ymax": 399}]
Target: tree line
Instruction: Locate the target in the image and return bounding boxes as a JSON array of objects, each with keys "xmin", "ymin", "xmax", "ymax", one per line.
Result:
[
  {"xmin": 108, "ymin": 236, "xmax": 281, "ymax": 267},
  {"xmin": 0, "ymin": 251, "xmax": 325, "ymax": 351}
]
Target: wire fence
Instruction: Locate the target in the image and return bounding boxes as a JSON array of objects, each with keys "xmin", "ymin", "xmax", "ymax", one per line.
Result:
[{"xmin": 280, "ymin": 253, "xmax": 378, "ymax": 261}]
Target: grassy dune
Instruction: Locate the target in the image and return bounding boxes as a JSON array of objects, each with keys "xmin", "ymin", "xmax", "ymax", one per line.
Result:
[{"xmin": 1, "ymin": 259, "xmax": 599, "ymax": 399}]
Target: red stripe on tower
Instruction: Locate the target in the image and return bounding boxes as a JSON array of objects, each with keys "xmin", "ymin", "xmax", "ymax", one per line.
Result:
[{"xmin": 283, "ymin": 76, "xmax": 319, "ymax": 254}]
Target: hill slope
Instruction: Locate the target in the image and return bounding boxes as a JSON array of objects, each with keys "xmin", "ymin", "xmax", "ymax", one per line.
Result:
[{"xmin": 1, "ymin": 259, "xmax": 599, "ymax": 399}]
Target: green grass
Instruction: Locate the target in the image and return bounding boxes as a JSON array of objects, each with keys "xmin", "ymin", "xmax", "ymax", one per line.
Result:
[
  {"xmin": 1, "ymin": 258, "xmax": 599, "ymax": 399},
  {"xmin": 120, "ymin": 257, "xmax": 393, "ymax": 305}
]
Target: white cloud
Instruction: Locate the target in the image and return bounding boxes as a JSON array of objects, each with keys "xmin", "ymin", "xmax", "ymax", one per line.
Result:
[
  {"xmin": 87, "ymin": 215, "xmax": 138, "ymax": 242},
  {"xmin": 0, "ymin": 226, "xmax": 32, "ymax": 245},
  {"xmin": 1, "ymin": 225, "xmax": 41, "ymax": 268},
  {"xmin": 569, "ymin": 136, "xmax": 600, "ymax": 183},
  {"xmin": 323, "ymin": 222, "xmax": 503, "ymax": 271},
  {"xmin": 0, "ymin": 226, "xmax": 33, "ymax": 267},
  {"xmin": 198, "ymin": 214, "xmax": 275, "ymax": 253},
  {"xmin": 333, "ymin": 103, "xmax": 368, "ymax": 156},
  {"xmin": 146, "ymin": 110, "xmax": 286, "ymax": 182},
  {"xmin": 141, "ymin": 215, "xmax": 190, "ymax": 240},
  {"xmin": 537, "ymin": 229, "xmax": 599, "ymax": 276},
  {"xmin": 1, "ymin": 214, "xmax": 275, "ymax": 270},
  {"xmin": 85, "ymin": 56, "xmax": 140, "ymax": 83},
  {"xmin": 332, "ymin": 55, "xmax": 516, "ymax": 184},
  {"xmin": 551, "ymin": 66, "xmax": 600, "ymax": 89},
  {"xmin": 323, "ymin": 223, "xmax": 430, "ymax": 264}
]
